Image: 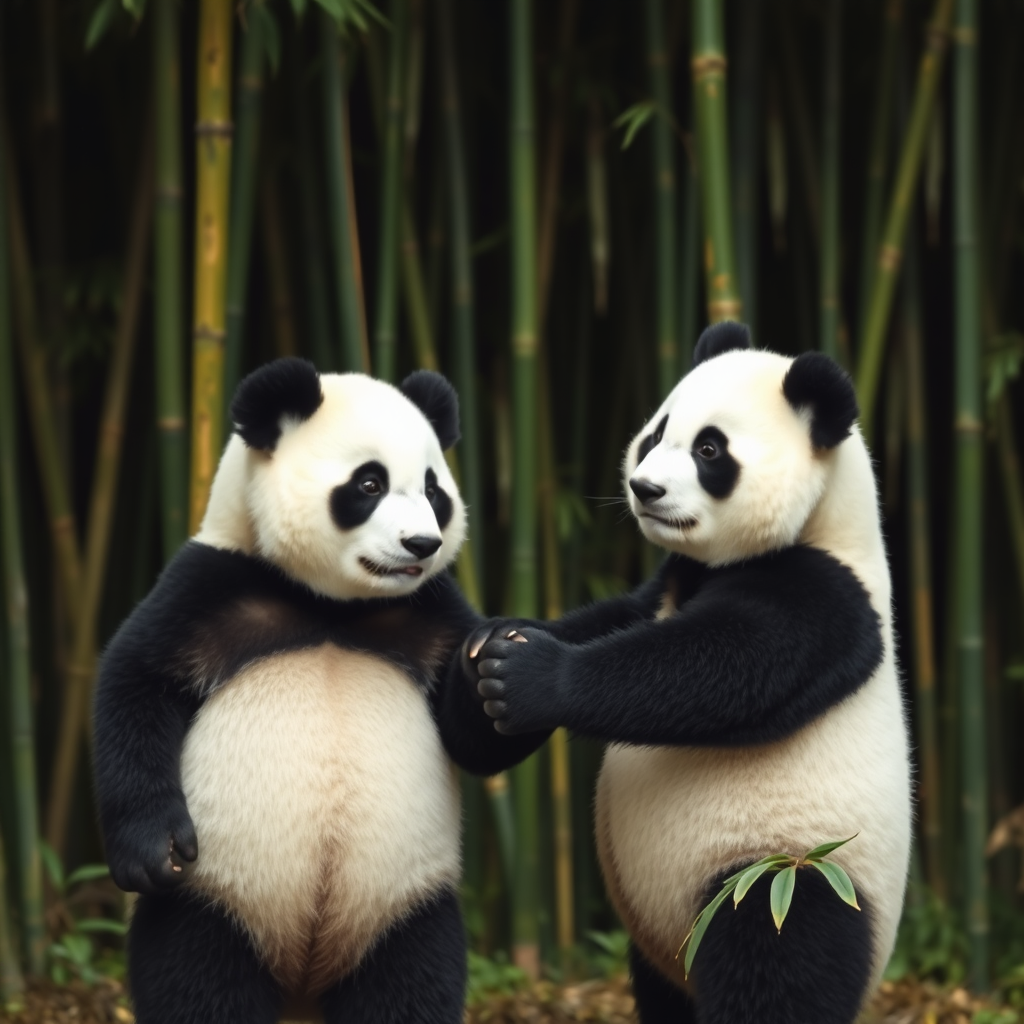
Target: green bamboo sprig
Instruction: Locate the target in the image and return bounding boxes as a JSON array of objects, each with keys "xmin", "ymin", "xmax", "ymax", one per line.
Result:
[
  {"xmin": 372, "ymin": 0, "xmax": 408, "ymax": 382},
  {"xmin": 952, "ymin": 0, "xmax": 987, "ymax": 991},
  {"xmin": 692, "ymin": 0, "xmax": 741, "ymax": 324},
  {"xmin": 678, "ymin": 837, "xmax": 859, "ymax": 978},
  {"xmin": 223, "ymin": 0, "xmax": 268, "ymax": 404},
  {"xmin": 153, "ymin": 0, "xmax": 188, "ymax": 561},
  {"xmin": 0, "ymin": 55, "xmax": 45, "ymax": 975},
  {"xmin": 854, "ymin": 0, "xmax": 954, "ymax": 441}
]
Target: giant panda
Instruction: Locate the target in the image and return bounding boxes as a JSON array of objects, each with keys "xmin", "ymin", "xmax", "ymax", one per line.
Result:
[
  {"xmin": 463, "ymin": 323, "xmax": 911, "ymax": 1024},
  {"xmin": 93, "ymin": 359, "xmax": 532, "ymax": 1024}
]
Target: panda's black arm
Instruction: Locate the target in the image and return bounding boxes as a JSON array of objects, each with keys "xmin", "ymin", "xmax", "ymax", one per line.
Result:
[
  {"xmin": 422, "ymin": 574, "xmax": 553, "ymax": 776},
  {"xmin": 476, "ymin": 545, "xmax": 884, "ymax": 747}
]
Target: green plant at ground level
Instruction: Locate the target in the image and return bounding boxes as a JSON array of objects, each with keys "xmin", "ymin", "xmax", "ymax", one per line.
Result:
[
  {"xmin": 678, "ymin": 836, "xmax": 859, "ymax": 978},
  {"xmin": 584, "ymin": 929, "xmax": 631, "ymax": 979},
  {"xmin": 465, "ymin": 950, "xmax": 530, "ymax": 1004},
  {"xmin": 884, "ymin": 882, "xmax": 968, "ymax": 984}
]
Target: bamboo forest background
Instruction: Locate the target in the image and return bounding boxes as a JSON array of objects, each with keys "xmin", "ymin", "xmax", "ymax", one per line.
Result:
[{"xmin": 1, "ymin": 0, "xmax": 1024, "ymax": 1007}]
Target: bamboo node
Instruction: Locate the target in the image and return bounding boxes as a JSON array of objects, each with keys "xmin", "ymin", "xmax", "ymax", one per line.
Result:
[
  {"xmin": 193, "ymin": 325, "xmax": 227, "ymax": 342},
  {"xmin": 691, "ymin": 53, "xmax": 727, "ymax": 80},
  {"xmin": 954, "ymin": 413, "xmax": 983, "ymax": 434},
  {"xmin": 878, "ymin": 244, "xmax": 902, "ymax": 272},
  {"xmin": 158, "ymin": 416, "xmax": 186, "ymax": 431},
  {"xmin": 195, "ymin": 120, "xmax": 235, "ymax": 138},
  {"xmin": 513, "ymin": 331, "xmax": 538, "ymax": 357},
  {"xmin": 949, "ymin": 26, "xmax": 975, "ymax": 46},
  {"xmin": 708, "ymin": 299, "xmax": 742, "ymax": 321},
  {"xmin": 485, "ymin": 774, "xmax": 509, "ymax": 796}
]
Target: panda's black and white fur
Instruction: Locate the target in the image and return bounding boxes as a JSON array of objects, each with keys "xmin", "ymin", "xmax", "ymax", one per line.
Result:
[
  {"xmin": 467, "ymin": 324, "xmax": 911, "ymax": 1024},
  {"xmin": 94, "ymin": 360, "xmax": 528, "ymax": 1024}
]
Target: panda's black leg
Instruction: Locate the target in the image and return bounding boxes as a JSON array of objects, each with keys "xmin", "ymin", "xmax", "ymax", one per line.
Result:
[
  {"xmin": 128, "ymin": 890, "xmax": 282, "ymax": 1024},
  {"xmin": 629, "ymin": 944, "xmax": 698, "ymax": 1024},
  {"xmin": 687, "ymin": 865, "xmax": 874, "ymax": 1024},
  {"xmin": 321, "ymin": 887, "xmax": 466, "ymax": 1024}
]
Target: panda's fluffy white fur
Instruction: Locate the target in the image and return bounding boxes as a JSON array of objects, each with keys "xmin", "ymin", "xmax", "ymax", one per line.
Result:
[
  {"xmin": 466, "ymin": 324, "xmax": 911, "ymax": 1024},
  {"xmin": 94, "ymin": 361, "xmax": 502, "ymax": 1024}
]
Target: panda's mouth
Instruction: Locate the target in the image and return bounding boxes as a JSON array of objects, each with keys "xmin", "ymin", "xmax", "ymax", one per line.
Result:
[
  {"xmin": 640, "ymin": 512, "xmax": 698, "ymax": 532},
  {"xmin": 360, "ymin": 557, "xmax": 424, "ymax": 579}
]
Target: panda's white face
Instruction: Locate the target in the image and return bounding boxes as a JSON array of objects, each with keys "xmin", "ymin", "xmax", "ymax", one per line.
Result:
[
  {"xmin": 623, "ymin": 349, "xmax": 830, "ymax": 567},
  {"xmin": 200, "ymin": 373, "xmax": 466, "ymax": 601}
]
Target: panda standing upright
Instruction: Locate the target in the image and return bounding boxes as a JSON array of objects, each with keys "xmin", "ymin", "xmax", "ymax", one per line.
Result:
[
  {"xmin": 94, "ymin": 360, "xmax": 534, "ymax": 1024},
  {"xmin": 466, "ymin": 323, "xmax": 911, "ymax": 1024}
]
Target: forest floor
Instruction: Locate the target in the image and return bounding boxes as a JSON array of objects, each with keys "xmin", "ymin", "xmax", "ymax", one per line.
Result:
[{"xmin": 0, "ymin": 976, "xmax": 1015, "ymax": 1024}]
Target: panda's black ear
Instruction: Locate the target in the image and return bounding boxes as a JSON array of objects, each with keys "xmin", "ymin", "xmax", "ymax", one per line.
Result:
[
  {"xmin": 783, "ymin": 352, "xmax": 859, "ymax": 450},
  {"xmin": 692, "ymin": 321, "xmax": 752, "ymax": 366},
  {"xmin": 400, "ymin": 370, "xmax": 461, "ymax": 450},
  {"xmin": 231, "ymin": 358, "xmax": 323, "ymax": 451}
]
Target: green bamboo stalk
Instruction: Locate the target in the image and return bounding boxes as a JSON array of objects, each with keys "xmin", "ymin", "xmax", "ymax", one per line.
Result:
[
  {"xmin": 260, "ymin": 168, "xmax": 299, "ymax": 359},
  {"xmin": 902, "ymin": 236, "xmax": 943, "ymax": 898},
  {"xmin": 320, "ymin": 14, "xmax": 369, "ymax": 373},
  {"xmin": 509, "ymin": 0, "xmax": 540, "ymax": 979},
  {"xmin": 730, "ymin": 0, "xmax": 763, "ymax": 342},
  {"xmin": 646, "ymin": 0, "xmax": 677, "ymax": 393},
  {"xmin": 223, "ymin": 1, "xmax": 267, "ymax": 404},
  {"xmin": 0, "ymin": 830, "xmax": 22, "ymax": 1008},
  {"xmin": 996, "ymin": 394, "xmax": 1024, "ymax": 622},
  {"xmin": 290, "ymin": 35, "xmax": 335, "ymax": 372},
  {"xmin": 153, "ymin": 0, "xmax": 188, "ymax": 561},
  {"xmin": 372, "ymin": 0, "xmax": 408, "ymax": 383},
  {"xmin": 692, "ymin": 0, "xmax": 741, "ymax": 324},
  {"xmin": 678, "ymin": 140, "xmax": 699, "ymax": 369},
  {"xmin": 189, "ymin": 0, "xmax": 234, "ymax": 534},
  {"xmin": 586, "ymin": 95, "xmax": 610, "ymax": 317},
  {"xmin": 819, "ymin": 0, "xmax": 842, "ymax": 361},
  {"xmin": 857, "ymin": 0, "xmax": 903, "ymax": 339},
  {"xmin": 436, "ymin": 0, "xmax": 484, "ymax": 606},
  {"xmin": 952, "ymin": 0, "xmax": 987, "ymax": 989},
  {"xmin": 0, "ymin": 62, "xmax": 44, "ymax": 975},
  {"xmin": 47, "ymin": 134, "xmax": 154, "ymax": 857},
  {"xmin": 854, "ymin": 0, "xmax": 954, "ymax": 441}
]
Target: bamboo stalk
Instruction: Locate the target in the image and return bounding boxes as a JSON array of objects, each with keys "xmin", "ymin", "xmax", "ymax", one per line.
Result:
[
  {"xmin": 586, "ymin": 95, "xmax": 610, "ymax": 317},
  {"xmin": 509, "ymin": 0, "xmax": 540, "ymax": 978},
  {"xmin": 189, "ymin": 0, "xmax": 234, "ymax": 534},
  {"xmin": 47, "ymin": 133, "xmax": 154, "ymax": 857},
  {"xmin": 400, "ymin": 199, "xmax": 439, "ymax": 373},
  {"xmin": 290, "ymin": 34, "xmax": 335, "ymax": 372},
  {"xmin": 730, "ymin": 0, "xmax": 763, "ymax": 342},
  {"xmin": 854, "ymin": 0, "xmax": 954, "ymax": 441},
  {"xmin": 903, "ymin": 237, "xmax": 944, "ymax": 898},
  {"xmin": 996, "ymin": 394, "xmax": 1024, "ymax": 621},
  {"xmin": 153, "ymin": 0, "xmax": 189, "ymax": 561},
  {"xmin": 0, "ymin": 830, "xmax": 23, "ymax": 1008},
  {"xmin": 679, "ymin": 142, "xmax": 699, "ymax": 367},
  {"xmin": 0, "ymin": 60, "xmax": 44, "ymax": 975},
  {"xmin": 819, "ymin": 0, "xmax": 842, "ymax": 361},
  {"xmin": 857, "ymin": 0, "xmax": 903, "ymax": 339},
  {"xmin": 260, "ymin": 167, "xmax": 299, "ymax": 359},
  {"xmin": 373, "ymin": 0, "xmax": 408, "ymax": 383},
  {"xmin": 952, "ymin": 0, "xmax": 987, "ymax": 989},
  {"xmin": 436, "ymin": 0, "xmax": 484, "ymax": 605},
  {"xmin": 321, "ymin": 14, "xmax": 369, "ymax": 373},
  {"xmin": 5, "ymin": 133, "xmax": 83, "ymax": 626},
  {"xmin": 223, "ymin": 2, "xmax": 267, "ymax": 402},
  {"xmin": 692, "ymin": 0, "xmax": 741, "ymax": 324},
  {"xmin": 646, "ymin": 0, "xmax": 677, "ymax": 393}
]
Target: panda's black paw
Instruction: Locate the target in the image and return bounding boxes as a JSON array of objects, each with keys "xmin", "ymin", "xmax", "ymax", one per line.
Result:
[
  {"xmin": 476, "ymin": 627, "xmax": 570, "ymax": 735},
  {"xmin": 106, "ymin": 798, "xmax": 198, "ymax": 895},
  {"xmin": 460, "ymin": 618, "xmax": 543, "ymax": 691}
]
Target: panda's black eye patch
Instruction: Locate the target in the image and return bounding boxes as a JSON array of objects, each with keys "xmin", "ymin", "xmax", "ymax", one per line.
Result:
[
  {"xmin": 330, "ymin": 461, "xmax": 390, "ymax": 530},
  {"xmin": 691, "ymin": 427, "xmax": 740, "ymax": 499},
  {"xmin": 425, "ymin": 468, "xmax": 453, "ymax": 530},
  {"xmin": 637, "ymin": 415, "xmax": 669, "ymax": 464}
]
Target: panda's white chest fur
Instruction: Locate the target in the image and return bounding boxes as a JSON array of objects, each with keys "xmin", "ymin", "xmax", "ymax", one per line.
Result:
[
  {"xmin": 179, "ymin": 643, "xmax": 461, "ymax": 995},
  {"xmin": 595, "ymin": 648, "xmax": 911, "ymax": 990}
]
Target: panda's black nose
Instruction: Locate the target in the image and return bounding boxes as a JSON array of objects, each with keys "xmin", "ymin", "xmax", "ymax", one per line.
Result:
[
  {"xmin": 629, "ymin": 478, "xmax": 666, "ymax": 504},
  {"xmin": 402, "ymin": 534, "xmax": 443, "ymax": 559}
]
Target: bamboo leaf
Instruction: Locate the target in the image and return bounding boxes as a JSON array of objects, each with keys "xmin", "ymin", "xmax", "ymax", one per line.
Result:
[
  {"xmin": 290, "ymin": 0, "xmax": 308, "ymax": 17},
  {"xmin": 85, "ymin": 0, "xmax": 121, "ymax": 51},
  {"xmin": 122, "ymin": 0, "xmax": 148, "ymax": 19},
  {"xmin": 613, "ymin": 101, "xmax": 655, "ymax": 150},
  {"xmin": 252, "ymin": 4, "xmax": 281, "ymax": 75},
  {"xmin": 733, "ymin": 860, "xmax": 781, "ymax": 907},
  {"xmin": 803, "ymin": 835, "xmax": 857, "ymax": 861},
  {"xmin": 682, "ymin": 883, "xmax": 733, "ymax": 977},
  {"xmin": 807, "ymin": 860, "xmax": 861, "ymax": 910},
  {"xmin": 770, "ymin": 865, "xmax": 796, "ymax": 932},
  {"xmin": 38, "ymin": 841, "xmax": 64, "ymax": 894},
  {"xmin": 75, "ymin": 919, "xmax": 128, "ymax": 936},
  {"xmin": 65, "ymin": 864, "xmax": 112, "ymax": 888}
]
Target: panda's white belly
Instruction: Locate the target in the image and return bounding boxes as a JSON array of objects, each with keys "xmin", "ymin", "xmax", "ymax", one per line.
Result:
[
  {"xmin": 596, "ymin": 654, "xmax": 910, "ymax": 987},
  {"xmin": 179, "ymin": 643, "xmax": 461, "ymax": 995}
]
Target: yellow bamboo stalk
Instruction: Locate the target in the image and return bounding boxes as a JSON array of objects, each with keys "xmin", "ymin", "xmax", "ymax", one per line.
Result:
[{"xmin": 189, "ymin": 0, "xmax": 234, "ymax": 534}]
